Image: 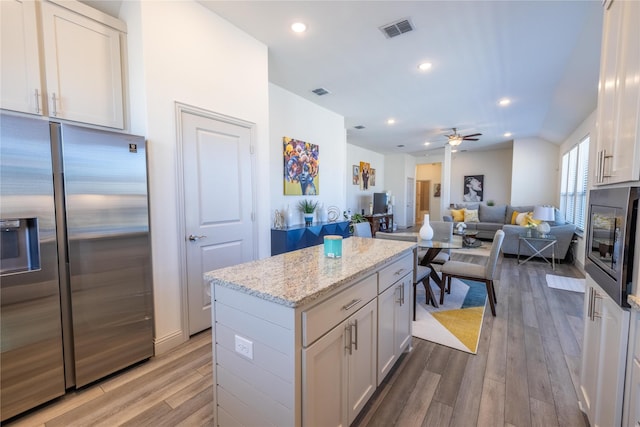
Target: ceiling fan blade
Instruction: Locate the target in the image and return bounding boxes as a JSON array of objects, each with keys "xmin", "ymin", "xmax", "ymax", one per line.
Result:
[
  {"xmin": 463, "ymin": 138, "xmax": 479, "ymax": 141},
  {"xmin": 463, "ymin": 133, "xmax": 482, "ymax": 138}
]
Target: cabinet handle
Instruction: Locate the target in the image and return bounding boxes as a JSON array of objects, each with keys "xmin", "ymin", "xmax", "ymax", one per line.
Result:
[
  {"xmin": 34, "ymin": 89, "xmax": 40, "ymax": 114},
  {"xmin": 51, "ymin": 93, "xmax": 58, "ymax": 117},
  {"xmin": 342, "ymin": 299, "xmax": 361, "ymax": 311},
  {"xmin": 345, "ymin": 324, "xmax": 352, "ymax": 355},
  {"xmin": 400, "ymin": 284, "xmax": 405, "ymax": 305},
  {"xmin": 595, "ymin": 151, "xmax": 602, "ymax": 182},
  {"xmin": 592, "ymin": 292, "xmax": 602, "ymax": 320},
  {"xmin": 352, "ymin": 319, "xmax": 358, "ymax": 351},
  {"xmin": 587, "ymin": 287, "xmax": 594, "ymax": 320},
  {"xmin": 394, "ymin": 268, "xmax": 406, "ymax": 276}
]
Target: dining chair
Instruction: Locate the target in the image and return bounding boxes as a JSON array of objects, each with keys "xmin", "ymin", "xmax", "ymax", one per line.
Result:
[
  {"xmin": 439, "ymin": 229, "xmax": 505, "ymax": 315},
  {"xmin": 413, "ymin": 251, "xmax": 432, "ymax": 321},
  {"xmin": 429, "ymin": 221, "xmax": 453, "ymax": 265},
  {"xmin": 353, "ymin": 221, "xmax": 372, "ymax": 238}
]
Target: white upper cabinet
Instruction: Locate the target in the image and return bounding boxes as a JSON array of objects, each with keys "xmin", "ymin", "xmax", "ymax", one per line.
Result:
[
  {"xmin": 1, "ymin": 0, "xmax": 43, "ymax": 115},
  {"xmin": 0, "ymin": 0, "xmax": 126, "ymax": 129},
  {"xmin": 595, "ymin": 0, "xmax": 640, "ymax": 185}
]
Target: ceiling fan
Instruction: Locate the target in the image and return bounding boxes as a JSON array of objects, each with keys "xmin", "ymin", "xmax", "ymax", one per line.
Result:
[{"xmin": 446, "ymin": 128, "xmax": 482, "ymax": 146}]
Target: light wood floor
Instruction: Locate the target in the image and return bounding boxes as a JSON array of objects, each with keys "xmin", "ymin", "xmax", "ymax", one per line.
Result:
[{"xmin": 5, "ymin": 252, "xmax": 587, "ymax": 427}]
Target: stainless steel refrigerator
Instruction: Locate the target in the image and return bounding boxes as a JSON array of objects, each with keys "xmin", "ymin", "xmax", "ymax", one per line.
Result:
[{"xmin": 0, "ymin": 113, "xmax": 154, "ymax": 421}]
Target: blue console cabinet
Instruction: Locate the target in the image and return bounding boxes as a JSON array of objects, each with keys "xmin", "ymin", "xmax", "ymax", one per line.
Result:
[{"xmin": 271, "ymin": 221, "xmax": 351, "ymax": 255}]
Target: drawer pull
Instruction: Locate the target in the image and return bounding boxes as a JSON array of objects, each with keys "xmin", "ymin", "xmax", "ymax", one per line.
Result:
[
  {"xmin": 342, "ymin": 299, "xmax": 362, "ymax": 311},
  {"xmin": 394, "ymin": 268, "xmax": 406, "ymax": 276}
]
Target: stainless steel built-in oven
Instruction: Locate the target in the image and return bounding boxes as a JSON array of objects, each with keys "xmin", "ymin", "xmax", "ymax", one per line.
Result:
[{"xmin": 585, "ymin": 186, "xmax": 639, "ymax": 307}]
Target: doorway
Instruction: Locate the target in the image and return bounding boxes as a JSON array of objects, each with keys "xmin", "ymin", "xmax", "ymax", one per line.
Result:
[
  {"xmin": 415, "ymin": 180, "xmax": 431, "ymax": 226},
  {"xmin": 176, "ymin": 103, "xmax": 257, "ymax": 336}
]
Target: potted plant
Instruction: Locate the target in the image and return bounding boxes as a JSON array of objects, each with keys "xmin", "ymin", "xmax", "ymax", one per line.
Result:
[{"xmin": 298, "ymin": 199, "xmax": 318, "ymax": 226}]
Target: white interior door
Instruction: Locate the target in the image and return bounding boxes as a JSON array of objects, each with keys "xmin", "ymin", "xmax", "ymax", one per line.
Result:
[
  {"xmin": 406, "ymin": 178, "xmax": 415, "ymax": 227},
  {"xmin": 180, "ymin": 107, "xmax": 255, "ymax": 335}
]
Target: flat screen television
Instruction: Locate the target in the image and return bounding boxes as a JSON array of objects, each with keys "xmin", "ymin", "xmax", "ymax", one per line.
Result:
[{"xmin": 373, "ymin": 193, "xmax": 388, "ymax": 215}]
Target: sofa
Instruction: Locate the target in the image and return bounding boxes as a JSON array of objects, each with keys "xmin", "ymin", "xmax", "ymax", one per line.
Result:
[{"xmin": 443, "ymin": 202, "xmax": 576, "ymax": 260}]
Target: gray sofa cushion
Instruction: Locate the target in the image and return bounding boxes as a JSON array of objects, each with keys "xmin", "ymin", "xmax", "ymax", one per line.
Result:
[
  {"xmin": 479, "ymin": 204, "xmax": 507, "ymax": 223},
  {"xmin": 452, "ymin": 202, "xmax": 480, "ymax": 211}
]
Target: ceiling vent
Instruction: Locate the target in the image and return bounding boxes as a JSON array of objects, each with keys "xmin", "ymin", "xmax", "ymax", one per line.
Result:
[
  {"xmin": 380, "ymin": 18, "xmax": 414, "ymax": 39},
  {"xmin": 354, "ymin": 125, "xmax": 366, "ymax": 130},
  {"xmin": 312, "ymin": 87, "xmax": 330, "ymax": 96}
]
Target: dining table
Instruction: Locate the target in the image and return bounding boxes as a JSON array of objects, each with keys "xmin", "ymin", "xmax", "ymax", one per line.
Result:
[{"xmin": 375, "ymin": 231, "xmax": 464, "ymax": 307}]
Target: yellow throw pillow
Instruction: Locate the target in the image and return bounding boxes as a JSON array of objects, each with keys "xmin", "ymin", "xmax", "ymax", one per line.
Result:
[
  {"xmin": 451, "ymin": 208, "xmax": 465, "ymax": 222},
  {"xmin": 511, "ymin": 211, "xmax": 520, "ymax": 224},
  {"xmin": 464, "ymin": 209, "xmax": 479, "ymax": 223}
]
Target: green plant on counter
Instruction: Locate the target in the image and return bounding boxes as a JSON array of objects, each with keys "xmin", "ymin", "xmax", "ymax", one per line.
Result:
[
  {"xmin": 298, "ymin": 199, "xmax": 318, "ymax": 213},
  {"xmin": 487, "ymin": 200, "xmax": 495, "ymax": 206}
]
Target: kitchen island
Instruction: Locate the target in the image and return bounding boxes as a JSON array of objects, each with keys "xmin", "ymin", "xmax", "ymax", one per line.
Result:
[{"xmin": 205, "ymin": 237, "xmax": 416, "ymax": 426}]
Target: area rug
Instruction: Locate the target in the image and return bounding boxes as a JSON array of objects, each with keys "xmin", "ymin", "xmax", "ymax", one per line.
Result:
[
  {"xmin": 545, "ymin": 274, "xmax": 586, "ymax": 293},
  {"xmin": 413, "ymin": 277, "xmax": 487, "ymax": 354}
]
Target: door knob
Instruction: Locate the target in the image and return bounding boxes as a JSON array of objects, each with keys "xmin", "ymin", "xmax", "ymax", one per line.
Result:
[{"xmin": 188, "ymin": 234, "xmax": 207, "ymax": 241}]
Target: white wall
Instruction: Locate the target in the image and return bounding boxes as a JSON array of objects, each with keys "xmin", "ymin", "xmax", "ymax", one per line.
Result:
[
  {"xmin": 120, "ymin": 0, "xmax": 270, "ymax": 353},
  {"xmin": 346, "ymin": 144, "xmax": 386, "ymax": 215},
  {"xmin": 559, "ymin": 109, "xmax": 597, "ymax": 270},
  {"xmin": 383, "ymin": 154, "xmax": 416, "ymax": 228},
  {"xmin": 511, "ymin": 138, "xmax": 558, "ymax": 206},
  {"xmin": 269, "ymin": 84, "xmax": 346, "ymax": 226},
  {"xmin": 448, "ymin": 148, "xmax": 513, "ymax": 205}
]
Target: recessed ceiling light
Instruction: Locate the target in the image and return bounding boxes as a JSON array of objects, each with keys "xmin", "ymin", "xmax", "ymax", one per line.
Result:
[
  {"xmin": 418, "ymin": 62, "xmax": 432, "ymax": 71},
  {"xmin": 504, "ymin": 132, "xmax": 512, "ymax": 137},
  {"xmin": 451, "ymin": 149, "xmax": 458, "ymax": 153},
  {"xmin": 291, "ymin": 22, "xmax": 307, "ymax": 33},
  {"xmin": 498, "ymin": 98, "xmax": 511, "ymax": 106},
  {"xmin": 424, "ymin": 141, "xmax": 431, "ymax": 146},
  {"xmin": 387, "ymin": 118, "xmax": 396, "ymax": 125}
]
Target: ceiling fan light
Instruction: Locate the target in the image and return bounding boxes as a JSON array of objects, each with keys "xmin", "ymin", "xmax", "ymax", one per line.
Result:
[{"xmin": 448, "ymin": 136, "xmax": 463, "ymax": 146}]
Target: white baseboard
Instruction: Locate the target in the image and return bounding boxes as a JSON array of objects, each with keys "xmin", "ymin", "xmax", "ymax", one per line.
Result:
[{"xmin": 154, "ymin": 329, "xmax": 188, "ymax": 355}]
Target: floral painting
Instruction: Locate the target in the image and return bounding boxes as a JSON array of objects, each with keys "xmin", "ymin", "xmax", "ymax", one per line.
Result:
[
  {"xmin": 283, "ymin": 137, "xmax": 319, "ymax": 195},
  {"xmin": 352, "ymin": 165, "xmax": 360, "ymax": 185}
]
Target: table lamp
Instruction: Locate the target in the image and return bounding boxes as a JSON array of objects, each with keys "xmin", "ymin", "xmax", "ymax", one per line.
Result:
[{"xmin": 533, "ymin": 206, "xmax": 554, "ymax": 236}]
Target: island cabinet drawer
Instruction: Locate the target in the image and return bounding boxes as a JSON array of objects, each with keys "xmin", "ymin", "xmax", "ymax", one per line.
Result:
[
  {"xmin": 302, "ymin": 273, "xmax": 377, "ymax": 347},
  {"xmin": 378, "ymin": 253, "xmax": 413, "ymax": 293}
]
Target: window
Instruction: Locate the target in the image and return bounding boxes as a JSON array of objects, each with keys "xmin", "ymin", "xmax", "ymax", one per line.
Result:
[{"xmin": 560, "ymin": 136, "xmax": 589, "ymax": 231}]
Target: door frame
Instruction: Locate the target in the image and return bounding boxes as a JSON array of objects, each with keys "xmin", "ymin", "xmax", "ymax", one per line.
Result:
[{"xmin": 174, "ymin": 101, "xmax": 258, "ymax": 341}]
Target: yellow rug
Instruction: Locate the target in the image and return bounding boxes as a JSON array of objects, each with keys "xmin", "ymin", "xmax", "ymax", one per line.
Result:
[{"xmin": 412, "ymin": 277, "xmax": 487, "ymax": 354}]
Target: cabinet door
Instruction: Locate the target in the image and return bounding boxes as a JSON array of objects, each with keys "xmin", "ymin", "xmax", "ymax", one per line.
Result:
[
  {"xmin": 41, "ymin": 2, "xmax": 124, "ymax": 129},
  {"xmin": 0, "ymin": 0, "xmax": 43, "ymax": 115},
  {"xmin": 347, "ymin": 299, "xmax": 377, "ymax": 425},
  {"xmin": 595, "ymin": 0, "xmax": 640, "ymax": 184},
  {"xmin": 626, "ymin": 357, "xmax": 640, "ymax": 427},
  {"xmin": 303, "ymin": 320, "xmax": 348, "ymax": 427},
  {"xmin": 594, "ymin": 291, "xmax": 630, "ymax": 427},
  {"xmin": 580, "ymin": 284, "xmax": 601, "ymax": 421},
  {"xmin": 612, "ymin": 0, "xmax": 640, "ymax": 183},
  {"xmin": 377, "ymin": 282, "xmax": 398, "ymax": 383},
  {"xmin": 395, "ymin": 275, "xmax": 412, "ymax": 355}
]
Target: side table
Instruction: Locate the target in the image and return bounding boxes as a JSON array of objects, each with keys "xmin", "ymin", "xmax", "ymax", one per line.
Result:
[{"xmin": 518, "ymin": 232, "xmax": 557, "ymax": 269}]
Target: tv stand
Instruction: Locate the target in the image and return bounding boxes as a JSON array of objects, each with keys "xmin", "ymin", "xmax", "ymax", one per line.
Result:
[{"xmin": 364, "ymin": 213, "xmax": 393, "ymax": 236}]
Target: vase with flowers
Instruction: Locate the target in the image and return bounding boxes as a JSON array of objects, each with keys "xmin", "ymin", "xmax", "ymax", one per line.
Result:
[{"xmin": 298, "ymin": 199, "xmax": 318, "ymax": 226}]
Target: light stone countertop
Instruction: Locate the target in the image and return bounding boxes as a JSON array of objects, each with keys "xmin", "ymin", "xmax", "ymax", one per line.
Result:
[
  {"xmin": 629, "ymin": 294, "xmax": 640, "ymax": 310},
  {"xmin": 205, "ymin": 237, "xmax": 416, "ymax": 308}
]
